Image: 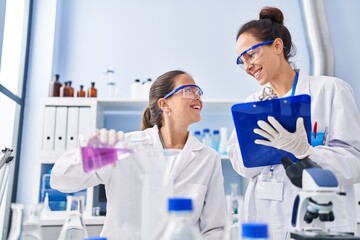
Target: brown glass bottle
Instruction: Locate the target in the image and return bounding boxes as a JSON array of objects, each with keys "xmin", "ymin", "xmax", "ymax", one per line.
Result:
[
  {"xmin": 48, "ymin": 74, "xmax": 62, "ymax": 97},
  {"xmin": 60, "ymin": 81, "xmax": 70, "ymax": 97},
  {"xmin": 87, "ymin": 82, "xmax": 97, "ymax": 97},
  {"xmin": 68, "ymin": 81, "xmax": 74, "ymax": 97},
  {"xmin": 77, "ymin": 85, "xmax": 86, "ymax": 97}
]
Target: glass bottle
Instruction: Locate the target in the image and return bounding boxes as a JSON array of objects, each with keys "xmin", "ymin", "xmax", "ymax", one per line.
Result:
[
  {"xmin": 49, "ymin": 74, "xmax": 62, "ymax": 97},
  {"xmin": 87, "ymin": 82, "xmax": 97, "ymax": 98},
  {"xmin": 68, "ymin": 81, "xmax": 74, "ymax": 97},
  {"xmin": 58, "ymin": 195, "xmax": 88, "ymax": 240},
  {"xmin": 60, "ymin": 81, "xmax": 70, "ymax": 97},
  {"xmin": 77, "ymin": 85, "xmax": 86, "ymax": 97},
  {"xmin": 8, "ymin": 203, "xmax": 43, "ymax": 240}
]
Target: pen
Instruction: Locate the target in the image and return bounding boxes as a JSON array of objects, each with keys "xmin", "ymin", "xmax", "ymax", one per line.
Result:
[
  {"xmin": 322, "ymin": 126, "xmax": 328, "ymax": 145},
  {"xmin": 313, "ymin": 121, "xmax": 318, "ymax": 139}
]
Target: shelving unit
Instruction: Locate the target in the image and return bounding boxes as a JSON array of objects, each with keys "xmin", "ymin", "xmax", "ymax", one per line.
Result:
[{"xmin": 33, "ymin": 97, "xmax": 239, "ymax": 225}]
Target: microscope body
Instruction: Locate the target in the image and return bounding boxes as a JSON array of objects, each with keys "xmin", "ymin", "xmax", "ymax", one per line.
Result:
[
  {"xmin": 281, "ymin": 157, "xmax": 360, "ymax": 239},
  {"xmin": 291, "ymin": 168, "xmax": 339, "ymax": 232}
]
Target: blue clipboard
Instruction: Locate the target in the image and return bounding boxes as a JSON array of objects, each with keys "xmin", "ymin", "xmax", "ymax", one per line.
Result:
[{"xmin": 231, "ymin": 94, "xmax": 311, "ymax": 168}]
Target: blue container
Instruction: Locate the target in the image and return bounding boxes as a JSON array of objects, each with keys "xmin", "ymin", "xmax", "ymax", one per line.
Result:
[{"xmin": 311, "ymin": 132, "xmax": 325, "ymax": 147}]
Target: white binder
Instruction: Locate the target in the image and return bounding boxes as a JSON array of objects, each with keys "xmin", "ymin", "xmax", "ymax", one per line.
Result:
[
  {"xmin": 66, "ymin": 107, "xmax": 79, "ymax": 150},
  {"xmin": 54, "ymin": 107, "xmax": 68, "ymax": 151},
  {"xmin": 78, "ymin": 107, "xmax": 91, "ymax": 140},
  {"xmin": 42, "ymin": 107, "xmax": 56, "ymax": 151}
]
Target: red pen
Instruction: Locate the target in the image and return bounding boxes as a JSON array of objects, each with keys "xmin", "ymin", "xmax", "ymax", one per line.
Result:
[{"xmin": 313, "ymin": 121, "xmax": 318, "ymax": 139}]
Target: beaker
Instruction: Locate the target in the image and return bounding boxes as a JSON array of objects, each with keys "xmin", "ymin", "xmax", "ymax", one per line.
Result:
[
  {"xmin": 8, "ymin": 203, "xmax": 43, "ymax": 240},
  {"xmin": 58, "ymin": 195, "xmax": 88, "ymax": 240}
]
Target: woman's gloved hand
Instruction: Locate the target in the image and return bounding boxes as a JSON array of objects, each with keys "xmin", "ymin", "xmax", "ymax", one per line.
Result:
[
  {"xmin": 254, "ymin": 116, "xmax": 312, "ymax": 159},
  {"xmin": 84, "ymin": 128, "xmax": 124, "ymax": 147}
]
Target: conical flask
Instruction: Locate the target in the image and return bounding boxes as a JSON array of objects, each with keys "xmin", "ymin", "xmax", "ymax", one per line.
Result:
[
  {"xmin": 8, "ymin": 203, "xmax": 43, "ymax": 240},
  {"xmin": 58, "ymin": 195, "xmax": 88, "ymax": 240}
]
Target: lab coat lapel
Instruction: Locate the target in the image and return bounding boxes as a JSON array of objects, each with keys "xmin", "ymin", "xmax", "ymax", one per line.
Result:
[
  {"xmin": 296, "ymin": 70, "xmax": 311, "ymax": 95},
  {"xmin": 167, "ymin": 134, "xmax": 203, "ymax": 182}
]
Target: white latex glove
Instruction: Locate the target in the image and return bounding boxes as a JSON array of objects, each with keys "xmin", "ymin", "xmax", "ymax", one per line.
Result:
[
  {"xmin": 254, "ymin": 116, "xmax": 312, "ymax": 159},
  {"xmin": 85, "ymin": 128, "xmax": 124, "ymax": 147}
]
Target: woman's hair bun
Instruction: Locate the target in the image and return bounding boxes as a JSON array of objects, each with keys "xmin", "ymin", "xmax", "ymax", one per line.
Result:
[{"xmin": 259, "ymin": 7, "xmax": 284, "ymax": 25}]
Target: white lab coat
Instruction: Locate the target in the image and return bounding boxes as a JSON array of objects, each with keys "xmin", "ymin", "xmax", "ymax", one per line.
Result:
[
  {"xmin": 51, "ymin": 125, "xmax": 226, "ymax": 240},
  {"xmin": 228, "ymin": 70, "xmax": 360, "ymax": 240}
]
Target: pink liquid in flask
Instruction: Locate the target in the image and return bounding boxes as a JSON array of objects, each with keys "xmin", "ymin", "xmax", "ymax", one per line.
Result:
[{"xmin": 81, "ymin": 147, "xmax": 133, "ymax": 173}]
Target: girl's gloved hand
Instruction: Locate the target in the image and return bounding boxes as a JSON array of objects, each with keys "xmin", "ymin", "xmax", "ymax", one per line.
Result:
[
  {"xmin": 254, "ymin": 116, "xmax": 312, "ymax": 159},
  {"xmin": 85, "ymin": 128, "xmax": 124, "ymax": 147}
]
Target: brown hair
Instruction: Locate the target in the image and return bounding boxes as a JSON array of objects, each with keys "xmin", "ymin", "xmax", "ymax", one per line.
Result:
[
  {"xmin": 141, "ymin": 70, "xmax": 187, "ymax": 130},
  {"xmin": 236, "ymin": 7, "xmax": 296, "ymax": 62}
]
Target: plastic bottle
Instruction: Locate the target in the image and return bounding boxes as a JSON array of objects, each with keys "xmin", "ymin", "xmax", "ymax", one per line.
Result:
[
  {"xmin": 241, "ymin": 223, "xmax": 268, "ymax": 240},
  {"xmin": 202, "ymin": 128, "xmax": 212, "ymax": 147},
  {"xmin": 194, "ymin": 131, "xmax": 202, "ymax": 142},
  {"xmin": 106, "ymin": 68, "xmax": 116, "ymax": 98},
  {"xmin": 158, "ymin": 198, "xmax": 203, "ymax": 240},
  {"xmin": 143, "ymin": 78, "xmax": 152, "ymax": 100},
  {"xmin": 212, "ymin": 130, "xmax": 220, "ymax": 152},
  {"xmin": 49, "ymin": 74, "xmax": 62, "ymax": 97},
  {"xmin": 77, "ymin": 85, "xmax": 86, "ymax": 97},
  {"xmin": 131, "ymin": 79, "xmax": 143, "ymax": 100},
  {"xmin": 87, "ymin": 82, "xmax": 97, "ymax": 98},
  {"xmin": 219, "ymin": 127, "xmax": 229, "ymax": 156}
]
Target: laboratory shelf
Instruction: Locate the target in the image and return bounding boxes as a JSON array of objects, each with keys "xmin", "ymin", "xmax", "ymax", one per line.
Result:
[
  {"xmin": 41, "ymin": 212, "xmax": 105, "ymax": 226},
  {"xmin": 34, "ymin": 97, "xmax": 238, "ymax": 223}
]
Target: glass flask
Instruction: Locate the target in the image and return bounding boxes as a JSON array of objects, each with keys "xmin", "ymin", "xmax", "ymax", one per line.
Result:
[
  {"xmin": 58, "ymin": 195, "xmax": 88, "ymax": 240},
  {"xmin": 8, "ymin": 203, "xmax": 43, "ymax": 240}
]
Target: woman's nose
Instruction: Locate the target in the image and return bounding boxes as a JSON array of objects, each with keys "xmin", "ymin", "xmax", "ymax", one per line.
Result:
[{"xmin": 244, "ymin": 61, "xmax": 253, "ymax": 72}]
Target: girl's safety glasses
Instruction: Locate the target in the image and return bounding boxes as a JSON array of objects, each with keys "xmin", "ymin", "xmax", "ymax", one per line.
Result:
[
  {"xmin": 164, "ymin": 84, "xmax": 203, "ymax": 99},
  {"xmin": 236, "ymin": 40, "xmax": 274, "ymax": 70}
]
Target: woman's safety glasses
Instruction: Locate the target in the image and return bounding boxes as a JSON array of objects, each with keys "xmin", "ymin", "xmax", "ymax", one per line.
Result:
[
  {"xmin": 164, "ymin": 84, "xmax": 203, "ymax": 99},
  {"xmin": 236, "ymin": 40, "xmax": 274, "ymax": 70}
]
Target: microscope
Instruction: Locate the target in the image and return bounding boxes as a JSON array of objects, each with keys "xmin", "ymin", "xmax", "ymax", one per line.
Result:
[{"xmin": 281, "ymin": 157, "xmax": 360, "ymax": 240}]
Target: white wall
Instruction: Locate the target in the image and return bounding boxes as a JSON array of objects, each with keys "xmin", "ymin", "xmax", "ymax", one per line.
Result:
[
  {"xmin": 323, "ymin": 1, "xmax": 360, "ymax": 104},
  {"xmin": 54, "ymin": 0, "xmax": 309, "ymax": 100},
  {"xmin": 17, "ymin": 0, "xmax": 360, "ymax": 203}
]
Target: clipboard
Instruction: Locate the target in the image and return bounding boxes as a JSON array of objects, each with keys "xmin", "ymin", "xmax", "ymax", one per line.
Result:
[{"xmin": 231, "ymin": 94, "xmax": 311, "ymax": 168}]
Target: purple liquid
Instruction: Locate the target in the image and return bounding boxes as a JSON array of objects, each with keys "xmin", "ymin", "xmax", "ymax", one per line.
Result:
[{"xmin": 81, "ymin": 147, "xmax": 133, "ymax": 173}]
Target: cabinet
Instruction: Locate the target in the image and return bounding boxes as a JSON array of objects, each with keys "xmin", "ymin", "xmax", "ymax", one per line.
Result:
[{"xmin": 33, "ymin": 97, "xmax": 242, "ymax": 225}]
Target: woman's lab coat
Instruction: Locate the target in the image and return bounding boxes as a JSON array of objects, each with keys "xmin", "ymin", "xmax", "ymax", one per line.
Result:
[
  {"xmin": 228, "ymin": 70, "xmax": 360, "ymax": 240},
  {"xmin": 51, "ymin": 125, "xmax": 226, "ymax": 240}
]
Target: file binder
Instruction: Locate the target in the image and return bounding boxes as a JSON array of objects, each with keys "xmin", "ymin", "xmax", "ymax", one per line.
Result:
[
  {"xmin": 42, "ymin": 107, "xmax": 56, "ymax": 151},
  {"xmin": 231, "ymin": 94, "xmax": 311, "ymax": 168}
]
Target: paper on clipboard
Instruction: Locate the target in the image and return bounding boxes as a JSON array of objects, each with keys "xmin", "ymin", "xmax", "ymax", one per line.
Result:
[{"xmin": 231, "ymin": 94, "xmax": 311, "ymax": 168}]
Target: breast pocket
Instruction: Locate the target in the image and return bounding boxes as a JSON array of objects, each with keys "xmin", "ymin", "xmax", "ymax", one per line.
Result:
[{"xmin": 185, "ymin": 183, "xmax": 207, "ymax": 221}]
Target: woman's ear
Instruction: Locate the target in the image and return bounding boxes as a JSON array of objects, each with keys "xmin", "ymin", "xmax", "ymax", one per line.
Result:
[
  {"xmin": 158, "ymin": 98, "xmax": 170, "ymax": 113},
  {"xmin": 273, "ymin": 38, "xmax": 284, "ymax": 54}
]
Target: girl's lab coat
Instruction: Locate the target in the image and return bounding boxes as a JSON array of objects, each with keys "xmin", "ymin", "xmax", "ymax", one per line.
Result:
[
  {"xmin": 51, "ymin": 125, "xmax": 226, "ymax": 240},
  {"xmin": 228, "ymin": 70, "xmax": 360, "ymax": 240}
]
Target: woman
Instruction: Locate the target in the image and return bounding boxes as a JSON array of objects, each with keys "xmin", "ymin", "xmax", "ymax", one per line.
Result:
[
  {"xmin": 227, "ymin": 7, "xmax": 360, "ymax": 240},
  {"xmin": 51, "ymin": 70, "xmax": 226, "ymax": 240}
]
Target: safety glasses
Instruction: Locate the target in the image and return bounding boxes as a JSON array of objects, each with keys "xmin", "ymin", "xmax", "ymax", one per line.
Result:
[
  {"xmin": 236, "ymin": 40, "xmax": 274, "ymax": 70},
  {"xmin": 164, "ymin": 84, "xmax": 203, "ymax": 99}
]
